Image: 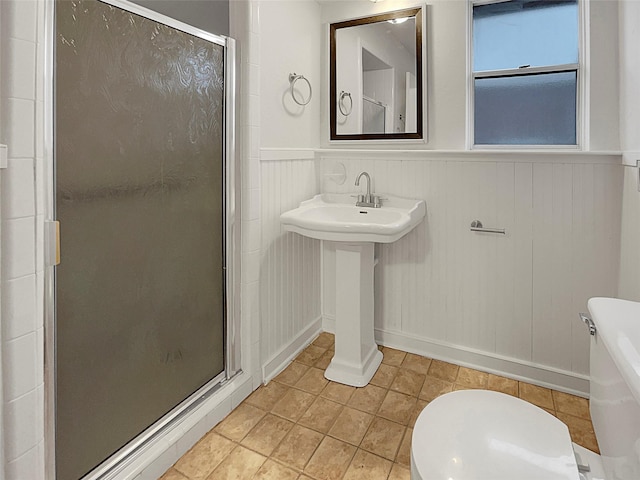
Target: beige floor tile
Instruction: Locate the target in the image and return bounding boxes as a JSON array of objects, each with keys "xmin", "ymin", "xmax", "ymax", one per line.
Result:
[
  {"xmin": 166, "ymin": 347, "xmax": 603, "ymax": 480},
  {"xmin": 553, "ymin": 390, "xmax": 590, "ymax": 420},
  {"xmin": 401, "ymin": 353, "xmax": 432, "ymax": 375},
  {"xmin": 519, "ymin": 382, "xmax": 554, "ymax": 410},
  {"xmin": 320, "ymin": 381, "xmax": 356, "ymax": 404},
  {"xmin": 252, "ymin": 459, "xmax": 299, "ymax": 480},
  {"xmin": 299, "ymin": 396, "xmax": 344, "ymax": 434},
  {"xmin": 272, "ymin": 424, "xmax": 324, "ymax": 470},
  {"xmin": 313, "ymin": 332, "xmax": 335, "ymax": 349},
  {"xmin": 207, "ymin": 445, "xmax": 266, "ymax": 480},
  {"xmin": 328, "ymin": 406, "xmax": 373, "ymax": 445},
  {"xmin": 390, "ymin": 368, "xmax": 426, "ymax": 397},
  {"xmin": 214, "ymin": 404, "xmax": 267, "ymax": 442},
  {"xmin": 427, "ymin": 359, "xmax": 459, "ymax": 383},
  {"xmin": 395, "ymin": 428, "xmax": 412, "ymax": 466},
  {"xmin": 297, "ymin": 345, "xmax": 328, "ymax": 366},
  {"xmin": 240, "ymin": 414, "xmax": 294, "ymax": 456},
  {"xmin": 159, "ymin": 468, "xmax": 188, "ymax": 480},
  {"xmin": 557, "ymin": 412, "xmax": 600, "ymax": 453},
  {"xmin": 378, "ymin": 390, "xmax": 417, "ymax": 425},
  {"xmin": 347, "ymin": 384, "xmax": 387, "ymax": 414},
  {"xmin": 453, "ymin": 384, "xmax": 475, "ymax": 392},
  {"xmin": 381, "ymin": 347, "xmax": 407, "ymax": 366},
  {"xmin": 271, "ymin": 388, "xmax": 316, "ymax": 422},
  {"xmin": 245, "ymin": 381, "xmax": 290, "ymax": 411},
  {"xmin": 304, "ymin": 436, "xmax": 356, "ymax": 480},
  {"xmin": 419, "ymin": 377, "xmax": 453, "ymax": 402},
  {"xmin": 370, "ymin": 364, "xmax": 398, "ymax": 388},
  {"xmin": 295, "ymin": 367, "xmax": 329, "ymax": 395},
  {"xmin": 408, "ymin": 399, "xmax": 428, "ymax": 427},
  {"xmin": 360, "ymin": 417, "xmax": 405, "ymax": 461},
  {"xmin": 343, "ymin": 449, "xmax": 392, "ymax": 480},
  {"xmin": 456, "ymin": 367, "xmax": 488, "ymax": 388},
  {"xmin": 388, "ymin": 464, "xmax": 411, "ymax": 480},
  {"xmin": 174, "ymin": 431, "xmax": 236, "ymax": 479},
  {"xmin": 487, "ymin": 374, "xmax": 518, "ymax": 396},
  {"xmin": 275, "ymin": 362, "xmax": 310, "ymax": 386},
  {"xmin": 314, "ymin": 349, "xmax": 334, "ymax": 370}
]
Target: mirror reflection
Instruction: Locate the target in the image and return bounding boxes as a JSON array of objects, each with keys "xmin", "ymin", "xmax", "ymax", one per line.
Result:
[{"xmin": 330, "ymin": 7, "xmax": 423, "ymax": 141}]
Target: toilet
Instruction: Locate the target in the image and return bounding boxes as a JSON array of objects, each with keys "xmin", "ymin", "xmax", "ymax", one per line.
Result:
[{"xmin": 411, "ymin": 297, "xmax": 640, "ymax": 480}]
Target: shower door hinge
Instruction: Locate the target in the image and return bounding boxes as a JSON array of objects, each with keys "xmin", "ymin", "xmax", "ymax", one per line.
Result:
[{"xmin": 45, "ymin": 221, "xmax": 61, "ymax": 266}]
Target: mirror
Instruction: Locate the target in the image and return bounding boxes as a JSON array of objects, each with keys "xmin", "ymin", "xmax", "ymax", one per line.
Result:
[{"xmin": 330, "ymin": 7, "xmax": 424, "ymax": 141}]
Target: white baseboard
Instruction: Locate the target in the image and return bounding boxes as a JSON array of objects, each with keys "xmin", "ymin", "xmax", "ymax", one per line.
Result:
[
  {"xmin": 322, "ymin": 315, "xmax": 589, "ymax": 397},
  {"xmin": 262, "ymin": 316, "xmax": 323, "ymax": 383}
]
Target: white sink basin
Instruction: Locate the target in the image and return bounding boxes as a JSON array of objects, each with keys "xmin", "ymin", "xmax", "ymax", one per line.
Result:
[{"xmin": 280, "ymin": 193, "xmax": 426, "ymax": 243}]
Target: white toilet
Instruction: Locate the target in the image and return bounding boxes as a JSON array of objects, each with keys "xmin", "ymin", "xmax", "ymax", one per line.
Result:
[{"xmin": 411, "ymin": 297, "xmax": 640, "ymax": 480}]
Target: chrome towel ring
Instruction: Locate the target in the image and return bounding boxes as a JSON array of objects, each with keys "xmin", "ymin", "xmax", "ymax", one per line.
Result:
[
  {"xmin": 338, "ymin": 91, "xmax": 353, "ymax": 116},
  {"xmin": 289, "ymin": 73, "xmax": 312, "ymax": 106}
]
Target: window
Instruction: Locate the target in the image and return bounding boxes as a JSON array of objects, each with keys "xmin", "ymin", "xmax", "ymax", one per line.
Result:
[{"xmin": 471, "ymin": 0, "xmax": 579, "ymax": 146}]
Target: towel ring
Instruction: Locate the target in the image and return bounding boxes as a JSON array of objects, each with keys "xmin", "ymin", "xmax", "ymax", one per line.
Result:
[
  {"xmin": 289, "ymin": 73, "xmax": 312, "ymax": 106},
  {"xmin": 338, "ymin": 91, "xmax": 353, "ymax": 116}
]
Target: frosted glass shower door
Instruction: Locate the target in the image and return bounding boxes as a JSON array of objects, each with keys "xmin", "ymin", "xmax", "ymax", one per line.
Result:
[{"xmin": 54, "ymin": 1, "xmax": 230, "ymax": 479}]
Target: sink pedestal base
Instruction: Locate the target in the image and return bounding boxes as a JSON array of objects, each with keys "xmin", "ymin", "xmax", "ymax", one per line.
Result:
[{"xmin": 324, "ymin": 242, "xmax": 383, "ymax": 387}]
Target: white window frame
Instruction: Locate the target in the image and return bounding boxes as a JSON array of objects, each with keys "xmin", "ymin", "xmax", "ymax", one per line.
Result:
[{"xmin": 466, "ymin": 0, "xmax": 589, "ymax": 150}]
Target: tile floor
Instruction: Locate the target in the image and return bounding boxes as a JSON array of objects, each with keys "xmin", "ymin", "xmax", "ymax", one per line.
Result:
[{"xmin": 160, "ymin": 333, "xmax": 598, "ymax": 480}]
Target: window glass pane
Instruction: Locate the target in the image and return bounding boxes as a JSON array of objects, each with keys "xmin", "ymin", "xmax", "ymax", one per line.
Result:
[
  {"xmin": 474, "ymin": 71, "xmax": 577, "ymax": 145},
  {"xmin": 473, "ymin": 0, "xmax": 578, "ymax": 71}
]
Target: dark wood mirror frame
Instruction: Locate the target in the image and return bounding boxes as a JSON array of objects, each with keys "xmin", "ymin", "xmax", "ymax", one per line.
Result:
[{"xmin": 330, "ymin": 7, "xmax": 424, "ymax": 141}]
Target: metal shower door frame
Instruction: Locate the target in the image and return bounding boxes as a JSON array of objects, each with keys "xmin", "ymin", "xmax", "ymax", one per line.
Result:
[{"xmin": 43, "ymin": 1, "xmax": 239, "ymax": 478}]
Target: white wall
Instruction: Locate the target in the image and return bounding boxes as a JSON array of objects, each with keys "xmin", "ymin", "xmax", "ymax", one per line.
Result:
[
  {"xmin": 260, "ymin": 0, "xmax": 321, "ymax": 149},
  {"xmin": 311, "ymin": 0, "xmax": 623, "ymax": 397},
  {"xmin": 617, "ymin": 0, "xmax": 640, "ymax": 300},
  {"xmin": 321, "ymin": 0, "xmax": 620, "ymax": 150},
  {"xmin": 258, "ymin": 0, "xmax": 323, "ymax": 379},
  {"xmin": 320, "ymin": 152, "xmax": 622, "ymax": 395}
]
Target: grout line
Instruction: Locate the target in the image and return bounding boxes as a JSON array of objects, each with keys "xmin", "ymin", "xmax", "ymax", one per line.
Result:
[{"xmin": 165, "ymin": 339, "xmax": 597, "ymax": 480}]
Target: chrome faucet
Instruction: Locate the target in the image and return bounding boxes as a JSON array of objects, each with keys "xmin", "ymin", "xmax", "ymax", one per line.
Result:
[{"xmin": 355, "ymin": 171, "xmax": 383, "ymax": 208}]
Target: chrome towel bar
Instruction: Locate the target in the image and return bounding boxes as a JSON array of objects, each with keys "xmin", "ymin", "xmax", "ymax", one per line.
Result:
[{"xmin": 470, "ymin": 220, "xmax": 505, "ymax": 235}]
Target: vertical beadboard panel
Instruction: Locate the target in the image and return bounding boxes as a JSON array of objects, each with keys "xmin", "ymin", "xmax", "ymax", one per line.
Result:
[
  {"xmin": 260, "ymin": 158, "xmax": 321, "ymax": 364},
  {"xmin": 494, "ymin": 162, "xmax": 518, "ymax": 358},
  {"xmin": 532, "ymin": 163, "xmax": 559, "ymax": 368},
  {"xmin": 618, "ymin": 166, "xmax": 640, "ymax": 301},
  {"xmin": 320, "ymin": 155, "xmax": 621, "ymax": 382}
]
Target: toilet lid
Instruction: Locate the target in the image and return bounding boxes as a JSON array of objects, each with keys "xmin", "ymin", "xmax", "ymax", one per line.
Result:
[{"xmin": 412, "ymin": 390, "xmax": 580, "ymax": 480}]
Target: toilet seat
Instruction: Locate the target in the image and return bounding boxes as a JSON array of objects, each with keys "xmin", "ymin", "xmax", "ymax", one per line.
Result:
[{"xmin": 411, "ymin": 390, "xmax": 581, "ymax": 480}]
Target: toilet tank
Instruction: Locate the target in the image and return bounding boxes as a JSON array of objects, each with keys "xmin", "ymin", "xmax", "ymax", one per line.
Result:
[{"xmin": 588, "ymin": 298, "xmax": 640, "ymax": 480}]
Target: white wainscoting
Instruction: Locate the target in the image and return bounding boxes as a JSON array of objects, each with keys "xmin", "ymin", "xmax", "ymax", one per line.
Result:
[
  {"xmin": 260, "ymin": 155, "xmax": 322, "ymax": 378},
  {"xmin": 320, "ymin": 153, "xmax": 623, "ymax": 396},
  {"xmin": 619, "ymin": 165, "xmax": 640, "ymax": 301}
]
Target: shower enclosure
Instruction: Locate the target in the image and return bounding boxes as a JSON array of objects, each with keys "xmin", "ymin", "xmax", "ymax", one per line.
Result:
[{"xmin": 48, "ymin": 1, "xmax": 236, "ymax": 478}]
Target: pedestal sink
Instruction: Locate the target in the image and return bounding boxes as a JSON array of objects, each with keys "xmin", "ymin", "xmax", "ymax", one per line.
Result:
[{"xmin": 280, "ymin": 193, "xmax": 426, "ymax": 386}]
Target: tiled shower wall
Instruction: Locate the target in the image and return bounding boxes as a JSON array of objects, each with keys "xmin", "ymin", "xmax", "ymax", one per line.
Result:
[
  {"xmin": 320, "ymin": 154, "xmax": 622, "ymax": 395},
  {"xmin": 0, "ymin": 0, "xmax": 260, "ymax": 478},
  {"xmin": 0, "ymin": 1, "xmax": 46, "ymax": 478}
]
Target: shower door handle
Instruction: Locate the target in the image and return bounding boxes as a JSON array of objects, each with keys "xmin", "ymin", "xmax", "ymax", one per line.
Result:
[{"xmin": 45, "ymin": 221, "xmax": 61, "ymax": 266}]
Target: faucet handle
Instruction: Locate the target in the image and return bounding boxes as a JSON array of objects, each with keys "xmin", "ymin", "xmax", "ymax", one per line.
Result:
[{"xmin": 372, "ymin": 195, "xmax": 386, "ymax": 208}]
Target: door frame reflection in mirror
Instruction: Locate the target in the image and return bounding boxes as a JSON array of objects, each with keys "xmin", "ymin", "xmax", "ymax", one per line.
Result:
[{"xmin": 330, "ymin": 6, "xmax": 424, "ymax": 141}]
